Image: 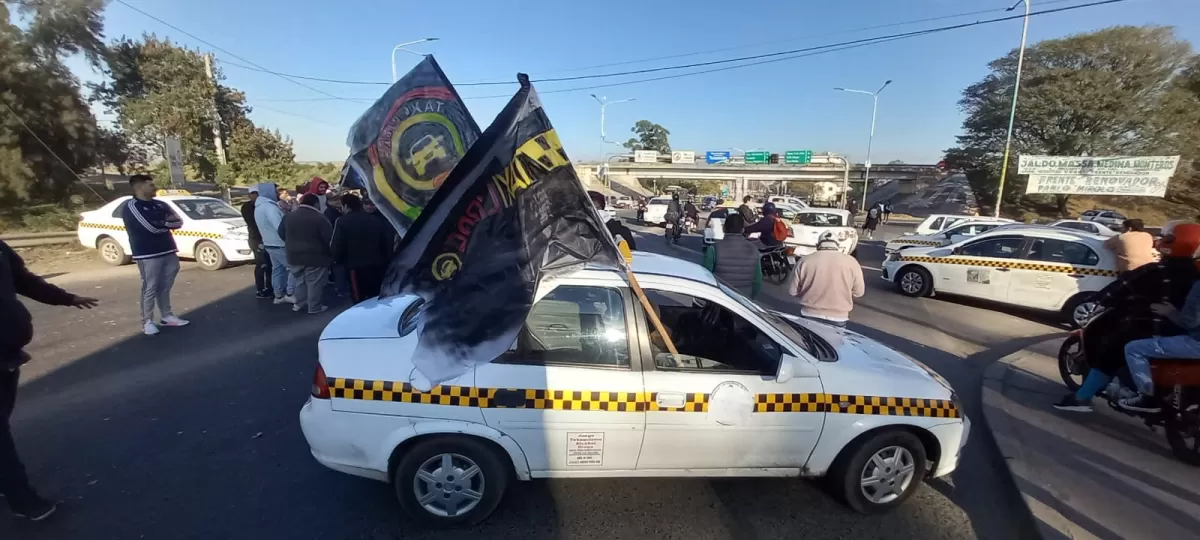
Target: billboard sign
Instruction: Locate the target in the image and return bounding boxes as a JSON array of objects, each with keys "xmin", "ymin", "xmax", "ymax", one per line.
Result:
[
  {"xmin": 745, "ymin": 151, "xmax": 770, "ymax": 164},
  {"xmin": 670, "ymin": 150, "xmax": 695, "ymax": 164},
  {"xmin": 633, "ymin": 150, "xmax": 659, "ymax": 163},
  {"xmin": 705, "ymin": 151, "xmax": 731, "ymax": 164},
  {"xmin": 785, "ymin": 150, "xmax": 812, "ymax": 165},
  {"xmin": 1019, "ymin": 155, "xmax": 1180, "ymax": 196}
]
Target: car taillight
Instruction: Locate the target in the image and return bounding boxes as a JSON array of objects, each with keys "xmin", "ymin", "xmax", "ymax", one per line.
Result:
[{"xmin": 312, "ymin": 363, "xmax": 330, "ymax": 399}]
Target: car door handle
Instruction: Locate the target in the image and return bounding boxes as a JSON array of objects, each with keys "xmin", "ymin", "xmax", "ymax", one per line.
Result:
[
  {"xmin": 994, "ymin": 267, "xmax": 1010, "ymax": 272},
  {"xmin": 655, "ymin": 393, "xmax": 686, "ymax": 408}
]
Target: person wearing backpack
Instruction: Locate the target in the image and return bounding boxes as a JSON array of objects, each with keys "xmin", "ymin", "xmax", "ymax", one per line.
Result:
[
  {"xmin": 703, "ymin": 214, "xmax": 762, "ymax": 299},
  {"xmin": 862, "ymin": 203, "xmax": 882, "ymax": 239},
  {"xmin": 743, "ymin": 201, "xmax": 787, "ymax": 247}
]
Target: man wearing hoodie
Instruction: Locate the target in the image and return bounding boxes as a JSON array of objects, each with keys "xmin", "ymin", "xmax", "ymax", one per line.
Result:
[
  {"xmin": 307, "ymin": 177, "xmax": 331, "ymax": 212},
  {"xmin": 239, "ymin": 186, "xmax": 272, "ymax": 299},
  {"xmin": 0, "ymin": 240, "xmax": 98, "ymax": 520},
  {"xmin": 253, "ymin": 183, "xmax": 295, "ymax": 304}
]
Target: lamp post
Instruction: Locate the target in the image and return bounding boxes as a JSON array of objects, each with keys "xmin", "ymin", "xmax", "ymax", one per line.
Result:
[
  {"xmin": 591, "ymin": 95, "xmax": 635, "ymax": 190},
  {"xmin": 391, "ymin": 38, "xmax": 439, "ymax": 82},
  {"xmin": 835, "ymin": 80, "xmax": 892, "ymax": 212},
  {"xmin": 993, "ymin": 0, "xmax": 1031, "ymax": 218}
]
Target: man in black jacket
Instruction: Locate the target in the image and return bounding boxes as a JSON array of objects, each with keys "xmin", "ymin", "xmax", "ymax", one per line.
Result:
[
  {"xmin": 0, "ymin": 240, "xmax": 97, "ymax": 520},
  {"xmin": 240, "ymin": 186, "xmax": 272, "ymax": 299},
  {"xmin": 587, "ymin": 191, "xmax": 637, "ymax": 250},
  {"xmin": 331, "ymin": 194, "xmax": 393, "ymax": 303},
  {"xmin": 278, "ymin": 194, "xmax": 333, "ymax": 314}
]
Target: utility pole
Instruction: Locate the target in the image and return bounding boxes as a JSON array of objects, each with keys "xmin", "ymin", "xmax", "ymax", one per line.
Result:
[{"xmin": 204, "ymin": 53, "xmax": 230, "ymax": 201}]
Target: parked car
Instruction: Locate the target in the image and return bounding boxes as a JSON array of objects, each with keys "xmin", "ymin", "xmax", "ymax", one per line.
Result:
[
  {"xmin": 301, "ymin": 252, "xmax": 969, "ymax": 525},
  {"xmin": 786, "ymin": 208, "xmax": 858, "ymax": 256},
  {"xmin": 76, "ymin": 191, "xmax": 253, "ymax": 271},
  {"xmin": 1080, "ymin": 209, "xmax": 1126, "ymax": 229},
  {"xmin": 1049, "ymin": 219, "xmax": 1118, "ymax": 237}
]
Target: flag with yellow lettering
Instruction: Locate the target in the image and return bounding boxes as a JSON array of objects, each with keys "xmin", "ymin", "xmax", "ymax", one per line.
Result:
[
  {"xmin": 383, "ymin": 75, "xmax": 625, "ymax": 388},
  {"xmin": 344, "ymin": 56, "xmax": 480, "ymax": 236}
]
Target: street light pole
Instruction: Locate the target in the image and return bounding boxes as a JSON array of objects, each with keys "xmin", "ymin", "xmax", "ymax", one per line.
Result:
[
  {"xmin": 835, "ymin": 80, "xmax": 892, "ymax": 212},
  {"xmin": 391, "ymin": 38, "xmax": 439, "ymax": 82},
  {"xmin": 993, "ymin": 0, "xmax": 1031, "ymax": 218},
  {"xmin": 591, "ymin": 95, "xmax": 635, "ymax": 190}
]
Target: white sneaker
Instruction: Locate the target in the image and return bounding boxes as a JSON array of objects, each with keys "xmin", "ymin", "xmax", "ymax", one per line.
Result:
[
  {"xmin": 143, "ymin": 321, "xmax": 160, "ymax": 336},
  {"xmin": 161, "ymin": 315, "xmax": 189, "ymax": 327},
  {"xmin": 273, "ymin": 295, "xmax": 296, "ymax": 305},
  {"xmin": 292, "ymin": 304, "xmax": 304, "ymax": 312}
]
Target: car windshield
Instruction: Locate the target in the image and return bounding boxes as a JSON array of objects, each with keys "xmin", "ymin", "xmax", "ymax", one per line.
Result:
[
  {"xmin": 795, "ymin": 212, "xmax": 845, "ymax": 227},
  {"xmin": 649, "ymin": 199, "xmax": 669, "ymax": 205},
  {"xmin": 716, "ymin": 282, "xmax": 834, "ymax": 360},
  {"xmin": 172, "ymin": 198, "xmax": 241, "ymax": 220}
]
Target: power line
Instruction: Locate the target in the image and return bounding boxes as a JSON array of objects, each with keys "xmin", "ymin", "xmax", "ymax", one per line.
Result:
[
  {"xmin": 113, "ymin": 0, "xmax": 359, "ymax": 103},
  {"xmin": 203, "ymin": 0, "xmax": 1130, "ymax": 89},
  {"xmin": 249, "ymin": 104, "xmax": 343, "ymax": 127},
  {"xmin": 0, "ymin": 97, "xmax": 108, "ymax": 203}
]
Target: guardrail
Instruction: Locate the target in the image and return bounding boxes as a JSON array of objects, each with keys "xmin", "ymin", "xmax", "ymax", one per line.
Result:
[{"xmin": 0, "ymin": 231, "xmax": 77, "ymax": 248}]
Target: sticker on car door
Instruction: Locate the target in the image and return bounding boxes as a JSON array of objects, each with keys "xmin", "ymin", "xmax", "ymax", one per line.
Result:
[
  {"xmin": 567, "ymin": 432, "xmax": 604, "ymax": 466},
  {"xmin": 967, "ymin": 268, "xmax": 991, "ymax": 284}
]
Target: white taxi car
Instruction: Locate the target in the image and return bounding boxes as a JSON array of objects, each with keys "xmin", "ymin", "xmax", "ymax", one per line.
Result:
[
  {"xmin": 77, "ymin": 192, "xmax": 253, "ymax": 271},
  {"xmin": 642, "ymin": 196, "xmax": 673, "ymax": 225},
  {"xmin": 880, "ymin": 226, "xmax": 1118, "ymax": 327},
  {"xmin": 884, "ymin": 219, "xmax": 1012, "ymax": 255},
  {"xmin": 909, "ymin": 214, "xmax": 1013, "ymax": 236},
  {"xmin": 301, "ymin": 253, "xmax": 968, "ymax": 525},
  {"xmin": 786, "ymin": 208, "xmax": 858, "ymax": 256}
]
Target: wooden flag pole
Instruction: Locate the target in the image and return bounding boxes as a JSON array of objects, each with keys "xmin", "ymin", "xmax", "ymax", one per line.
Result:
[{"xmin": 624, "ymin": 268, "xmax": 679, "ymax": 357}]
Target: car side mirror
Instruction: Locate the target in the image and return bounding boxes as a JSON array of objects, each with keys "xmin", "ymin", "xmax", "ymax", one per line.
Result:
[
  {"xmin": 951, "ymin": 246, "xmax": 963, "ymax": 255},
  {"xmin": 776, "ymin": 354, "xmax": 797, "ymax": 383}
]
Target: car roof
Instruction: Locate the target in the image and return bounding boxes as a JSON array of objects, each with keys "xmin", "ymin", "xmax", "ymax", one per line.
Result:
[
  {"xmin": 583, "ymin": 252, "xmax": 717, "ymax": 287},
  {"xmin": 981, "ymin": 224, "xmax": 1108, "ymax": 244}
]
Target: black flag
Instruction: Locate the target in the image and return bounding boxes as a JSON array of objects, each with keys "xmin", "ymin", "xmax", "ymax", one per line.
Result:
[
  {"xmin": 344, "ymin": 56, "xmax": 481, "ymax": 236},
  {"xmin": 385, "ymin": 75, "xmax": 624, "ymax": 387}
]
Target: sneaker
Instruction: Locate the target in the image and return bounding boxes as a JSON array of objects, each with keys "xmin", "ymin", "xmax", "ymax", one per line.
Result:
[
  {"xmin": 1052, "ymin": 394, "xmax": 1093, "ymax": 413},
  {"xmin": 160, "ymin": 315, "xmax": 189, "ymax": 327},
  {"xmin": 1118, "ymin": 394, "xmax": 1162, "ymax": 413},
  {"xmin": 255, "ymin": 290, "xmax": 271, "ymax": 299},
  {"xmin": 8, "ymin": 492, "xmax": 57, "ymax": 521},
  {"xmin": 273, "ymin": 295, "xmax": 296, "ymax": 305},
  {"xmin": 308, "ymin": 305, "xmax": 329, "ymax": 315},
  {"xmin": 292, "ymin": 304, "xmax": 305, "ymax": 313},
  {"xmin": 143, "ymin": 321, "xmax": 160, "ymax": 336}
]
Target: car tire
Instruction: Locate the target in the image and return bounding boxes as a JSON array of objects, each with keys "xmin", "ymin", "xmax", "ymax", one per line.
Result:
[
  {"xmin": 97, "ymin": 236, "xmax": 131, "ymax": 266},
  {"xmin": 829, "ymin": 430, "xmax": 928, "ymax": 514},
  {"xmin": 895, "ymin": 266, "xmax": 932, "ymax": 297},
  {"xmin": 1062, "ymin": 293, "xmax": 1097, "ymax": 329},
  {"xmin": 194, "ymin": 240, "xmax": 228, "ymax": 271},
  {"xmin": 393, "ymin": 436, "xmax": 508, "ymax": 527}
]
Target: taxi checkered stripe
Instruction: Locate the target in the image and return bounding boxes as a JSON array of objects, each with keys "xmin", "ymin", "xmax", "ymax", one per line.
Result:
[
  {"xmin": 326, "ymin": 379, "xmax": 959, "ymax": 419},
  {"xmin": 890, "ymin": 239, "xmax": 942, "ymax": 247},
  {"xmin": 79, "ymin": 222, "xmax": 223, "ymax": 240},
  {"xmin": 898, "ymin": 255, "xmax": 1117, "ymax": 277}
]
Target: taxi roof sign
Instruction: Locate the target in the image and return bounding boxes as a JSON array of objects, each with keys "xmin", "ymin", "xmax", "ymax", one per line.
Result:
[{"xmin": 156, "ymin": 189, "xmax": 191, "ymax": 196}]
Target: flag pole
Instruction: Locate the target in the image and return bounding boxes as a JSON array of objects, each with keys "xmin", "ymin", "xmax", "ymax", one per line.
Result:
[{"xmin": 616, "ymin": 240, "xmax": 679, "ymax": 357}]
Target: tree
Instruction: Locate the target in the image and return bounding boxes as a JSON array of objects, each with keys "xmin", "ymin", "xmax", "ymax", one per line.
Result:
[
  {"xmin": 226, "ymin": 122, "xmax": 295, "ymax": 183},
  {"xmin": 947, "ymin": 26, "xmax": 1200, "ymax": 215},
  {"xmin": 622, "ymin": 120, "xmax": 670, "ymax": 153},
  {"xmin": 0, "ymin": 1, "xmax": 104, "ymax": 203}
]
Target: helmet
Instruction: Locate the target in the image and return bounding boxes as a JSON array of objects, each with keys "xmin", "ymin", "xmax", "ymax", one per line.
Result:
[
  {"xmin": 761, "ymin": 202, "xmax": 777, "ymax": 216},
  {"xmin": 817, "ymin": 232, "xmax": 840, "ymax": 250},
  {"xmin": 1164, "ymin": 223, "xmax": 1200, "ymax": 258},
  {"xmin": 671, "ymin": 192, "xmax": 680, "ymax": 201}
]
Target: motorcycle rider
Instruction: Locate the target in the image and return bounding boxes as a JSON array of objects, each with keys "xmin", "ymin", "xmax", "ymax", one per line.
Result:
[
  {"xmin": 1054, "ymin": 224, "xmax": 1200, "ymax": 412},
  {"xmin": 788, "ymin": 233, "xmax": 864, "ymax": 327},
  {"xmin": 587, "ymin": 191, "xmax": 637, "ymax": 251},
  {"xmin": 743, "ymin": 201, "xmax": 785, "ymax": 248},
  {"xmin": 683, "ymin": 198, "xmax": 700, "ymax": 232},
  {"xmin": 664, "ymin": 193, "xmax": 684, "ymax": 239},
  {"xmin": 636, "ymin": 198, "xmax": 646, "ymax": 223}
]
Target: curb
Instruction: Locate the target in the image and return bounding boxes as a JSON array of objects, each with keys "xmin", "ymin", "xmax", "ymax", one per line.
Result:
[{"xmin": 982, "ymin": 353, "xmax": 1079, "ymax": 540}]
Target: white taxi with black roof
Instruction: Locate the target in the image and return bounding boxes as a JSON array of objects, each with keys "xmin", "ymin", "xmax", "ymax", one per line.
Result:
[
  {"xmin": 76, "ymin": 191, "xmax": 254, "ymax": 270},
  {"xmin": 880, "ymin": 226, "xmax": 1118, "ymax": 327},
  {"xmin": 884, "ymin": 219, "xmax": 1013, "ymax": 255},
  {"xmin": 300, "ymin": 252, "xmax": 969, "ymax": 525}
]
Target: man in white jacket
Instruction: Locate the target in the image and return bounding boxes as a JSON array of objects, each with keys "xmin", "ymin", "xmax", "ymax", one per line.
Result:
[{"xmin": 252, "ymin": 183, "xmax": 295, "ymax": 303}]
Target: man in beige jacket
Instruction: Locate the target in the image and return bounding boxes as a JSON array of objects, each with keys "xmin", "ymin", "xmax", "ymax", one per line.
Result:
[
  {"xmin": 1103, "ymin": 219, "xmax": 1156, "ymax": 273},
  {"xmin": 788, "ymin": 235, "xmax": 865, "ymax": 327}
]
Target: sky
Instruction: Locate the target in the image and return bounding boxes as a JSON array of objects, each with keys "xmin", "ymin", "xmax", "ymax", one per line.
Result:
[{"xmin": 66, "ymin": 0, "xmax": 1200, "ymax": 165}]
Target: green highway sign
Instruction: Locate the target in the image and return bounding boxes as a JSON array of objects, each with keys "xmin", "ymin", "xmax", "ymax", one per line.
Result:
[
  {"xmin": 744, "ymin": 151, "xmax": 770, "ymax": 164},
  {"xmin": 785, "ymin": 150, "xmax": 813, "ymax": 164}
]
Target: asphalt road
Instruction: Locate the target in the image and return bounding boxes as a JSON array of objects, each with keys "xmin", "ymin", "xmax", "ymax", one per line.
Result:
[{"xmin": 1, "ymin": 217, "xmax": 1064, "ymax": 540}]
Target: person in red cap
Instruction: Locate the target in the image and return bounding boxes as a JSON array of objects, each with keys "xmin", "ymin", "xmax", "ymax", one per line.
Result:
[{"xmin": 307, "ymin": 177, "xmax": 331, "ymax": 212}]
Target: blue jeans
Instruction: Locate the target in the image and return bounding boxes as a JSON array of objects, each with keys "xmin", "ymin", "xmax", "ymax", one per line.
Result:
[
  {"xmin": 1125, "ymin": 335, "xmax": 1200, "ymax": 395},
  {"xmin": 264, "ymin": 246, "xmax": 294, "ymax": 297}
]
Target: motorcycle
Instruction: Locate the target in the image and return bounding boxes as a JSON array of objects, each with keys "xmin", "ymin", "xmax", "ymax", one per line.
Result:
[
  {"xmin": 1058, "ymin": 308, "xmax": 1200, "ymax": 465},
  {"xmin": 684, "ymin": 216, "xmax": 696, "ymax": 234},
  {"xmin": 664, "ymin": 216, "xmax": 682, "ymax": 244},
  {"xmin": 760, "ymin": 246, "xmax": 794, "ymax": 285},
  {"xmin": 636, "ymin": 204, "xmax": 646, "ymax": 224}
]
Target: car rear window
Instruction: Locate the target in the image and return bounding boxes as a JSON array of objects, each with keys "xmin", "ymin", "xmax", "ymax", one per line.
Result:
[{"xmin": 649, "ymin": 199, "xmax": 669, "ymax": 205}]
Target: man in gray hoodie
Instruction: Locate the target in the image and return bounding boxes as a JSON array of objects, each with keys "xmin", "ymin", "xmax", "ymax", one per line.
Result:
[{"xmin": 252, "ymin": 183, "xmax": 295, "ymax": 304}]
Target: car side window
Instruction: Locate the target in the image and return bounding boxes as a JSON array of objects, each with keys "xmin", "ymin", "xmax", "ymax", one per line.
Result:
[
  {"xmin": 510, "ymin": 286, "xmax": 630, "ymax": 367},
  {"xmin": 929, "ymin": 217, "xmax": 944, "ymax": 230},
  {"xmin": 959, "ymin": 236, "xmax": 1025, "ymax": 259},
  {"xmin": 111, "ymin": 204, "xmax": 125, "ymax": 218},
  {"xmin": 642, "ymin": 290, "xmax": 783, "ymax": 375},
  {"xmin": 1025, "ymin": 238, "xmax": 1100, "ymax": 266}
]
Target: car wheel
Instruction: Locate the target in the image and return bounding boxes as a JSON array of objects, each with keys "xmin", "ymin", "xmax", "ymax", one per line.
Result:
[
  {"xmin": 194, "ymin": 241, "xmax": 228, "ymax": 271},
  {"xmin": 97, "ymin": 237, "xmax": 131, "ymax": 266},
  {"xmin": 895, "ymin": 266, "xmax": 932, "ymax": 297},
  {"xmin": 829, "ymin": 430, "xmax": 928, "ymax": 514},
  {"xmin": 394, "ymin": 436, "xmax": 508, "ymax": 527},
  {"xmin": 1062, "ymin": 293, "xmax": 1097, "ymax": 329}
]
